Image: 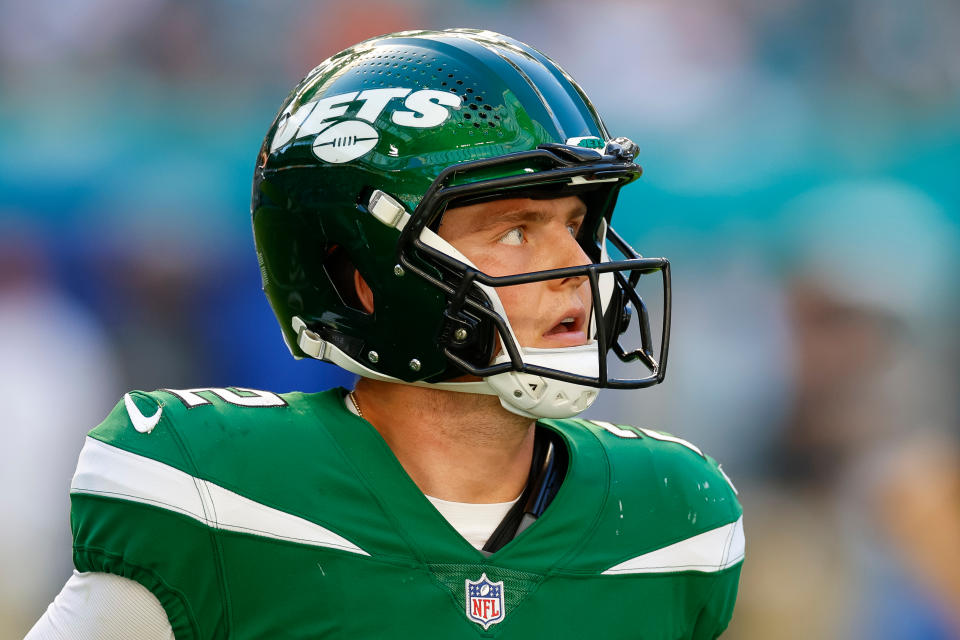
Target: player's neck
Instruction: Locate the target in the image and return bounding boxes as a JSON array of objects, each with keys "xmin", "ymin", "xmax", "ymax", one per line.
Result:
[{"xmin": 352, "ymin": 379, "xmax": 535, "ymax": 503}]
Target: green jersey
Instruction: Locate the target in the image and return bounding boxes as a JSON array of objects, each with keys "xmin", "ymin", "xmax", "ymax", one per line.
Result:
[{"xmin": 70, "ymin": 387, "xmax": 743, "ymax": 639}]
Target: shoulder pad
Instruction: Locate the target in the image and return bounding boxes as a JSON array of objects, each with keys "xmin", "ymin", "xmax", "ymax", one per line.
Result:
[
  {"xmin": 86, "ymin": 387, "xmax": 291, "ymax": 468},
  {"xmin": 73, "ymin": 387, "xmax": 368, "ymax": 556},
  {"xmin": 572, "ymin": 419, "xmax": 744, "ymax": 575}
]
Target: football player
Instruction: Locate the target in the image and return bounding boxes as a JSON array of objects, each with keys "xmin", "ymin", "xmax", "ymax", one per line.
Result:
[{"xmin": 28, "ymin": 29, "xmax": 743, "ymax": 639}]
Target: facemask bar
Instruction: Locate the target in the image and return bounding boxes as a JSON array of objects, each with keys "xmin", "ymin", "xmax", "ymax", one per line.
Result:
[
  {"xmin": 395, "ymin": 143, "xmax": 671, "ymax": 389},
  {"xmin": 402, "ymin": 245, "xmax": 670, "ymax": 388},
  {"xmin": 606, "ymin": 226, "xmax": 672, "ymax": 377}
]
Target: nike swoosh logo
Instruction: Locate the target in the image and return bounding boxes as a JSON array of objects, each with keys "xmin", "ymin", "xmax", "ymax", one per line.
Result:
[{"xmin": 124, "ymin": 393, "xmax": 162, "ymax": 434}]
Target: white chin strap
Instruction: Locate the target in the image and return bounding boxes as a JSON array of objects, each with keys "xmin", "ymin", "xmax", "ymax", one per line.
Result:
[
  {"xmin": 292, "ymin": 190, "xmax": 611, "ymax": 420},
  {"xmin": 293, "ymin": 317, "xmax": 602, "ymax": 420}
]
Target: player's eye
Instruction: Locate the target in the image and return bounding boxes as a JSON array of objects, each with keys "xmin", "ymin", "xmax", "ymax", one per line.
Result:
[
  {"xmin": 567, "ymin": 223, "xmax": 578, "ymax": 237},
  {"xmin": 499, "ymin": 227, "xmax": 524, "ymax": 246}
]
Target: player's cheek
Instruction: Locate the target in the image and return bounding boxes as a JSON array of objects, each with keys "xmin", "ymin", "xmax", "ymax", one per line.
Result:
[
  {"xmin": 578, "ymin": 282, "xmax": 593, "ymax": 316},
  {"xmin": 498, "ymin": 283, "xmax": 541, "ymax": 342}
]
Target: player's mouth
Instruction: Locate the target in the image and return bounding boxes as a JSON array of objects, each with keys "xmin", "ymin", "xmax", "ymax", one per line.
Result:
[{"xmin": 542, "ymin": 308, "xmax": 588, "ymax": 346}]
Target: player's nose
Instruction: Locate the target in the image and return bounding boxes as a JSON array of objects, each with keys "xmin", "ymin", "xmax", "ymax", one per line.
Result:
[{"xmin": 548, "ymin": 225, "xmax": 591, "ymax": 287}]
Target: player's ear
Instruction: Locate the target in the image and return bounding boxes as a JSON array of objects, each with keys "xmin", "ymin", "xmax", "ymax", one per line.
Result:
[{"xmin": 354, "ymin": 270, "xmax": 375, "ymax": 314}]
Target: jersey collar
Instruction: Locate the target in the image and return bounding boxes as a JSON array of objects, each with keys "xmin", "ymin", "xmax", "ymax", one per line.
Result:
[{"xmin": 314, "ymin": 388, "xmax": 609, "ymax": 574}]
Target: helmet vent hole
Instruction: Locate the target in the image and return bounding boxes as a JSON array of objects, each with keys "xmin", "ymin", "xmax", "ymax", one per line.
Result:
[{"xmin": 323, "ymin": 247, "xmax": 371, "ymax": 316}]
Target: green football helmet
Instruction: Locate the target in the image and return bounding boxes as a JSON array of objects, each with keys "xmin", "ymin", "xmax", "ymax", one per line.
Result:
[{"xmin": 251, "ymin": 28, "xmax": 670, "ymax": 418}]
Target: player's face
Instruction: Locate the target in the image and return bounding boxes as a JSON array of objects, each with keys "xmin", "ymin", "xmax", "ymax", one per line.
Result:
[{"xmin": 438, "ymin": 196, "xmax": 592, "ymax": 349}]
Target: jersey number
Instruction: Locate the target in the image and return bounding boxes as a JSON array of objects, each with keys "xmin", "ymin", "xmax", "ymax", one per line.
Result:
[
  {"xmin": 162, "ymin": 387, "xmax": 286, "ymax": 408},
  {"xmin": 588, "ymin": 420, "xmax": 704, "ymax": 457}
]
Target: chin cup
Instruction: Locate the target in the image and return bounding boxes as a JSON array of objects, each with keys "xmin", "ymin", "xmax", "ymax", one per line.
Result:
[{"xmin": 486, "ymin": 344, "xmax": 601, "ymax": 419}]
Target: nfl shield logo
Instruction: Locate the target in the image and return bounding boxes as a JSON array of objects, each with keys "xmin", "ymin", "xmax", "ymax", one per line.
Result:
[{"xmin": 465, "ymin": 573, "xmax": 506, "ymax": 629}]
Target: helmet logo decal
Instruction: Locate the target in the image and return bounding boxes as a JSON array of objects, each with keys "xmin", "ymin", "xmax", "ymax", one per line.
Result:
[
  {"xmin": 566, "ymin": 136, "xmax": 605, "ymax": 151},
  {"xmin": 312, "ymin": 121, "xmax": 379, "ymax": 164},
  {"xmin": 270, "ymin": 88, "xmax": 463, "ymax": 161}
]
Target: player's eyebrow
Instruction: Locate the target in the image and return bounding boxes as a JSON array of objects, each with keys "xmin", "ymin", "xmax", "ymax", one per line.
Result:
[
  {"xmin": 473, "ymin": 206, "xmax": 586, "ymax": 232},
  {"xmin": 480, "ymin": 209, "xmax": 548, "ymax": 229}
]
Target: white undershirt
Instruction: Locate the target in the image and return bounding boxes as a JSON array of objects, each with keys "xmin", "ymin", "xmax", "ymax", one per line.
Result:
[
  {"xmin": 426, "ymin": 494, "xmax": 518, "ymax": 549},
  {"xmin": 27, "ymin": 396, "xmax": 520, "ymax": 638},
  {"xmin": 25, "ymin": 570, "xmax": 175, "ymax": 640}
]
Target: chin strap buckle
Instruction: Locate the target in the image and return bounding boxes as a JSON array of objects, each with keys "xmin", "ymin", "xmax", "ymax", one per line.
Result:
[
  {"xmin": 292, "ymin": 316, "xmax": 327, "ymax": 359},
  {"xmin": 368, "ymin": 190, "xmax": 411, "ymax": 230}
]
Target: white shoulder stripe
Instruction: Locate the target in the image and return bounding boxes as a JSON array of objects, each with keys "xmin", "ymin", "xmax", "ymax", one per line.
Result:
[
  {"xmin": 637, "ymin": 428, "xmax": 704, "ymax": 457},
  {"xmin": 71, "ymin": 437, "xmax": 369, "ymax": 556},
  {"xmin": 602, "ymin": 516, "xmax": 744, "ymax": 575}
]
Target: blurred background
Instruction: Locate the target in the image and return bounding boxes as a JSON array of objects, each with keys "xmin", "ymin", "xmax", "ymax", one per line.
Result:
[{"xmin": 2, "ymin": 0, "xmax": 958, "ymax": 637}]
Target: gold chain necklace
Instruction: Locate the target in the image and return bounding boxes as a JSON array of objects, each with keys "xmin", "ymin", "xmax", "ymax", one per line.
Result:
[{"xmin": 348, "ymin": 391, "xmax": 363, "ymax": 418}]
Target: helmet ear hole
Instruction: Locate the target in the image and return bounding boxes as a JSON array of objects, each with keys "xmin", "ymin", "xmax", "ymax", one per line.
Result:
[{"xmin": 324, "ymin": 245, "xmax": 372, "ymax": 315}]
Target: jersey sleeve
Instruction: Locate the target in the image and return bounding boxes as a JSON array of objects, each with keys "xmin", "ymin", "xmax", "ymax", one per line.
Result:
[
  {"xmin": 682, "ymin": 448, "xmax": 744, "ymax": 638},
  {"xmin": 69, "ymin": 392, "xmax": 226, "ymax": 640},
  {"xmin": 690, "ymin": 562, "xmax": 742, "ymax": 639}
]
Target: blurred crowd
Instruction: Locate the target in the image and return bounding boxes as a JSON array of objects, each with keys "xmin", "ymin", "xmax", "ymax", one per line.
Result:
[{"xmin": 1, "ymin": 0, "xmax": 958, "ymax": 637}]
